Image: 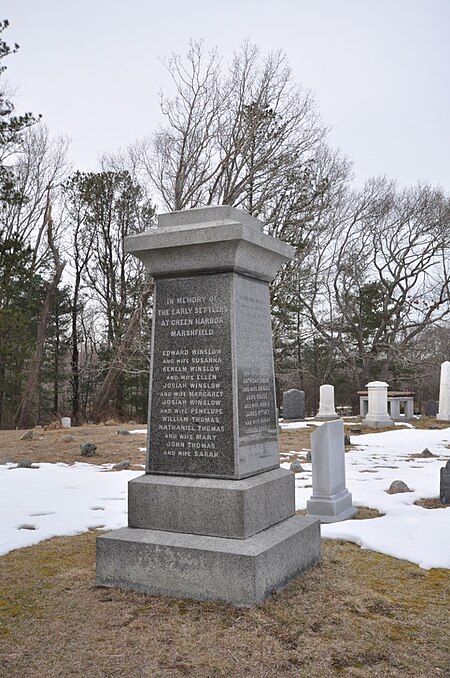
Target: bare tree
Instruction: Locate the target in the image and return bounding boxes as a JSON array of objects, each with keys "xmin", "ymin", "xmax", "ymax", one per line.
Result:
[
  {"xmin": 137, "ymin": 40, "xmax": 326, "ymax": 215},
  {"xmin": 288, "ymin": 179, "xmax": 450, "ymax": 389}
]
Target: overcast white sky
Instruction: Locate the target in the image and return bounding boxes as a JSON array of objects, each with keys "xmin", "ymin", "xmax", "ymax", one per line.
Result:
[{"xmin": 2, "ymin": 0, "xmax": 449, "ymax": 190}]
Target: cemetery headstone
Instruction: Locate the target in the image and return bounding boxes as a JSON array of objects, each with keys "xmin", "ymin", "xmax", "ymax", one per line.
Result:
[
  {"xmin": 425, "ymin": 400, "xmax": 438, "ymax": 417},
  {"xmin": 440, "ymin": 460, "xmax": 450, "ymax": 504},
  {"xmin": 306, "ymin": 419, "xmax": 356, "ymax": 522},
  {"xmin": 316, "ymin": 384, "xmax": 339, "ymax": 420},
  {"xmin": 362, "ymin": 381, "xmax": 393, "ymax": 428},
  {"xmin": 96, "ymin": 205, "xmax": 321, "ymax": 606},
  {"xmin": 437, "ymin": 361, "xmax": 450, "ymax": 422},
  {"xmin": 282, "ymin": 389, "xmax": 305, "ymax": 420}
]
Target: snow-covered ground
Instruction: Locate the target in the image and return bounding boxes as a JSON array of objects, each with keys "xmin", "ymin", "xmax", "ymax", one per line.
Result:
[
  {"xmin": 1, "ymin": 426, "xmax": 449, "ymax": 569},
  {"xmin": 282, "ymin": 425, "xmax": 450, "ymax": 569}
]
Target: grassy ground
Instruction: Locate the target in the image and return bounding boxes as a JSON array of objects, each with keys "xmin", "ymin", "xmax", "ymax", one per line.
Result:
[
  {"xmin": 1, "ymin": 421, "xmax": 449, "ymax": 677},
  {"xmin": 0, "ymin": 533, "xmax": 449, "ymax": 678}
]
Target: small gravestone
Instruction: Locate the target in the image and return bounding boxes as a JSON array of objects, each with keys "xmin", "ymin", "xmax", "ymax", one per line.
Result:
[
  {"xmin": 80, "ymin": 442, "xmax": 97, "ymax": 457},
  {"xmin": 117, "ymin": 428, "xmax": 131, "ymax": 436},
  {"xmin": 290, "ymin": 460, "xmax": 304, "ymax": 473},
  {"xmin": 316, "ymin": 384, "xmax": 339, "ymax": 420},
  {"xmin": 425, "ymin": 400, "xmax": 438, "ymax": 417},
  {"xmin": 19, "ymin": 430, "xmax": 33, "ymax": 441},
  {"xmin": 440, "ymin": 461, "xmax": 450, "ymax": 504},
  {"xmin": 282, "ymin": 389, "xmax": 305, "ymax": 420},
  {"xmin": 388, "ymin": 480, "xmax": 411, "ymax": 494},
  {"xmin": 307, "ymin": 419, "xmax": 356, "ymax": 522}
]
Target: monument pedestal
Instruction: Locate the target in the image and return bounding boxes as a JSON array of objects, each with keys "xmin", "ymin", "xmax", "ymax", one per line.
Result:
[
  {"xmin": 96, "ymin": 206, "xmax": 321, "ymax": 605},
  {"xmin": 97, "ymin": 515, "xmax": 319, "ymax": 607}
]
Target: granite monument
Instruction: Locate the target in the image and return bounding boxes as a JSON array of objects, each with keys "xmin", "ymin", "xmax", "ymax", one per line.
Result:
[
  {"xmin": 306, "ymin": 419, "xmax": 356, "ymax": 522},
  {"xmin": 96, "ymin": 205, "xmax": 321, "ymax": 606}
]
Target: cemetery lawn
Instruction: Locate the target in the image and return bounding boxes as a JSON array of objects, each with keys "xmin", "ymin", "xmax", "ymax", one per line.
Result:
[{"xmin": 0, "ymin": 531, "xmax": 449, "ymax": 678}]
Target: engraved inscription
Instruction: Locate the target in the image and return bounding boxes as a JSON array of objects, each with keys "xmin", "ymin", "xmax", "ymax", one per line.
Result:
[
  {"xmin": 148, "ymin": 275, "xmax": 233, "ymax": 476},
  {"xmin": 235, "ymin": 276, "xmax": 278, "ymax": 461}
]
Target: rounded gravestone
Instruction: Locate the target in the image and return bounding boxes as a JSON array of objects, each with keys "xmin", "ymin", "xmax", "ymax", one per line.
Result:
[{"xmin": 282, "ymin": 389, "xmax": 305, "ymax": 420}]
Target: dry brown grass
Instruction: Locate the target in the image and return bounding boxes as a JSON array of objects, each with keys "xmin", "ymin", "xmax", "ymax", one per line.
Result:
[
  {"xmin": 1, "ymin": 423, "xmax": 450, "ymax": 675},
  {"xmin": 0, "ymin": 424, "xmax": 147, "ymax": 468},
  {"xmin": 0, "ymin": 533, "xmax": 449, "ymax": 678}
]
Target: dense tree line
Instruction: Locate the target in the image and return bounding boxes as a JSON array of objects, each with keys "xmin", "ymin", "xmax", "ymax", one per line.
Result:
[{"xmin": 1, "ymin": 27, "xmax": 449, "ymax": 428}]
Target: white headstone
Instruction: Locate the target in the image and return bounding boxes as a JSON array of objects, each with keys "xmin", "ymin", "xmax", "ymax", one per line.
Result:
[
  {"xmin": 316, "ymin": 384, "xmax": 339, "ymax": 420},
  {"xmin": 362, "ymin": 381, "xmax": 393, "ymax": 428},
  {"xmin": 306, "ymin": 420, "xmax": 356, "ymax": 522},
  {"xmin": 437, "ymin": 361, "xmax": 450, "ymax": 422},
  {"xmin": 61, "ymin": 417, "xmax": 71, "ymax": 428}
]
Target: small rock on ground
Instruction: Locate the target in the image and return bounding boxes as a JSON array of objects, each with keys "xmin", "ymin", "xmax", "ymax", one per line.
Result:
[
  {"xmin": 112, "ymin": 460, "xmax": 131, "ymax": 470},
  {"xmin": 388, "ymin": 480, "xmax": 411, "ymax": 494},
  {"xmin": 19, "ymin": 430, "xmax": 33, "ymax": 441},
  {"xmin": 17, "ymin": 459, "xmax": 34, "ymax": 469},
  {"xmin": 117, "ymin": 428, "xmax": 131, "ymax": 435},
  {"xmin": 80, "ymin": 442, "xmax": 97, "ymax": 457},
  {"xmin": 0, "ymin": 456, "xmax": 16, "ymax": 464},
  {"xmin": 290, "ymin": 460, "xmax": 304, "ymax": 473},
  {"xmin": 420, "ymin": 448, "xmax": 434, "ymax": 457}
]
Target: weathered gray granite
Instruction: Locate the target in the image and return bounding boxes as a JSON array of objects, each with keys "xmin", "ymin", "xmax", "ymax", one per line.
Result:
[
  {"xmin": 440, "ymin": 460, "xmax": 450, "ymax": 504},
  {"xmin": 307, "ymin": 420, "xmax": 356, "ymax": 522},
  {"xmin": 147, "ymin": 272, "xmax": 279, "ymax": 479},
  {"xmin": 96, "ymin": 515, "xmax": 320, "ymax": 607},
  {"xmin": 128, "ymin": 468, "xmax": 294, "ymax": 539},
  {"xmin": 282, "ymin": 389, "xmax": 305, "ymax": 420},
  {"xmin": 97, "ymin": 205, "xmax": 320, "ymax": 606},
  {"xmin": 425, "ymin": 399, "xmax": 439, "ymax": 417},
  {"xmin": 125, "ymin": 205, "xmax": 294, "ymax": 283}
]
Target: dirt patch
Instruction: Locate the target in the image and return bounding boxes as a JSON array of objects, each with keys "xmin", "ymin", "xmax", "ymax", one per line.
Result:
[
  {"xmin": 278, "ymin": 427, "xmax": 311, "ymax": 455},
  {"xmin": 415, "ymin": 497, "xmax": 449, "ymax": 509},
  {"xmin": 0, "ymin": 534, "xmax": 449, "ymax": 677},
  {"xmin": 353, "ymin": 506, "xmax": 384, "ymax": 520}
]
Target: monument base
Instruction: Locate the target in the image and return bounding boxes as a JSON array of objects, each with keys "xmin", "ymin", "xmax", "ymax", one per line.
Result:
[
  {"xmin": 96, "ymin": 515, "xmax": 320, "ymax": 607},
  {"xmin": 362, "ymin": 416, "xmax": 394, "ymax": 428},
  {"xmin": 314, "ymin": 414, "xmax": 340, "ymax": 421},
  {"xmin": 128, "ymin": 468, "xmax": 295, "ymax": 539},
  {"xmin": 437, "ymin": 414, "xmax": 450, "ymax": 422},
  {"xmin": 307, "ymin": 488, "xmax": 356, "ymax": 523}
]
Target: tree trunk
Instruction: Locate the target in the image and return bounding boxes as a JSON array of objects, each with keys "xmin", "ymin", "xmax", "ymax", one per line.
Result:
[
  {"xmin": 91, "ymin": 280, "xmax": 153, "ymax": 422},
  {"xmin": 15, "ymin": 261, "xmax": 66, "ymax": 428}
]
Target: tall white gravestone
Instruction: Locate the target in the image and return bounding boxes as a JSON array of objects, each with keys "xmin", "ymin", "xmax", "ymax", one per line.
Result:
[
  {"xmin": 437, "ymin": 361, "xmax": 450, "ymax": 422},
  {"xmin": 362, "ymin": 381, "xmax": 393, "ymax": 428},
  {"xmin": 307, "ymin": 419, "xmax": 356, "ymax": 522},
  {"xmin": 96, "ymin": 206, "xmax": 321, "ymax": 606},
  {"xmin": 316, "ymin": 384, "xmax": 339, "ymax": 420}
]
